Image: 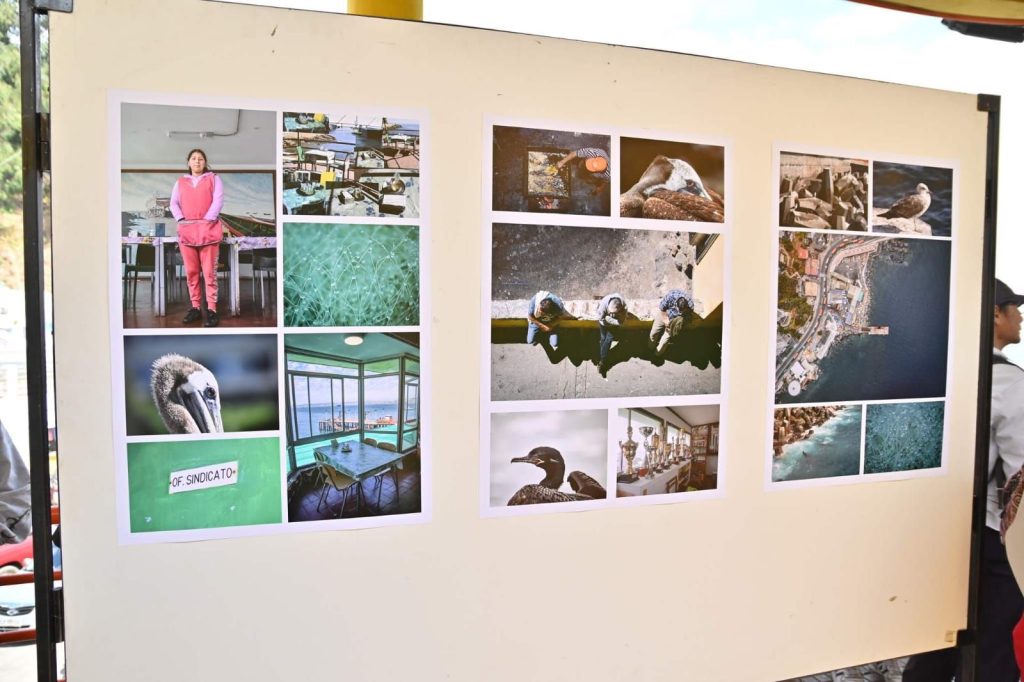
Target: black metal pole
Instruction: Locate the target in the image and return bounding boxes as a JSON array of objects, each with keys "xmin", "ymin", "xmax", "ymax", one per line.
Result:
[
  {"xmin": 18, "ymin": 1, "xmax": 71, "ymax": 680},
  {"xmin": 959, "ymin": 93, "xmax": 1002, "ymax": 682}
]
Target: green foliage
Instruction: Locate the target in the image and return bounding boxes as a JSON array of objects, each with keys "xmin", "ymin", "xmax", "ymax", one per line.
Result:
[
  {"xmin": 777, "ymin": 271, "xmax": 812, "ymax": 334},
  {"xmin": 0, "ymin": 0, "xmax": 49, "ymax": 213}
]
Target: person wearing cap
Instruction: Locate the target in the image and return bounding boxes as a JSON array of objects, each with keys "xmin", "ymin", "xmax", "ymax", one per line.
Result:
[
  {"xmin": 649, "ymin": 288, "xmax": 696, "ymax": 358},
  {"xmin": 596, "ymin": 293, "xmax": 627, "ymax": 375},
  {"xmin": 526, "ymin": 290, "xmax": 576, "ymax": 352},
  {"xmin": 548, "ymin": 147, "xmax": 611, "ymax": 188},
  {"xmin": 904, "ymin": 278, "xmax": 1024, "ymax": 681}
]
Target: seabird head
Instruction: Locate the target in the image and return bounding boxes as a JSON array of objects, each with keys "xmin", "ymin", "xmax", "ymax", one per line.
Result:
[
  {"xmin": 670, "ymin": 159, "xmax": 712, "ymax": 201},
  {"xmin": 151, "ymin": 354, "xmax": 224, "ymax": 434},
  {"xmin": 647, "ymin": 158, "xmax": 713, "ymax": 201},
  {"xmin": 511, "ymin": 446, "xmax": 566, "ymax": 488},
  {"xmin": 915, "ymin": 183, "xmax": 931, "ymax": 195}
]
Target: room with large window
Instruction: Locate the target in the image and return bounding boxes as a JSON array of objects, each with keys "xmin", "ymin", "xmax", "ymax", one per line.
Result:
[{"xmin": 284, "ymin": 332, "xmax": 421, "ymax": 521}]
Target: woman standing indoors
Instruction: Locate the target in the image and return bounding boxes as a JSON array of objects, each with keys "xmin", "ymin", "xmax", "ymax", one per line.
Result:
[{"xmin": 171, "ymin": 148, "xmax": 224, "ymax": 327}]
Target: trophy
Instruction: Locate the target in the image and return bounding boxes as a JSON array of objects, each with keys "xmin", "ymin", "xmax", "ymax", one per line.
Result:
[
  {"xmin": 617, "ymin": 411, "xmax": 639, "ymax": 483},
  {"xmin": 639, "ymin": 425, "xmax": 655, "ymax": 478}
]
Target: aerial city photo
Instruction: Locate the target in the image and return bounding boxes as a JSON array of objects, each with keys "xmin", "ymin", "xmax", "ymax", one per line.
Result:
[{"xmin": 775, "ymin": 231, "xmax": 950, "ymax": 405}]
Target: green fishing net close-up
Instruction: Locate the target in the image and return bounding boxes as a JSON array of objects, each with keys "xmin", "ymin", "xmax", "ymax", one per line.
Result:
[{"xmin": 284, "ymin": 222, "xmax": 420, "ymax": 327}]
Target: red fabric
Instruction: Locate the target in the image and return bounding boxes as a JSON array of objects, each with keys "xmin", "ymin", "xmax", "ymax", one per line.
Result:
[
  {"xmin": 176, "ymin": 175, "xmax": 223, "ymax": 247},
  {"xmin": 1014, "ymin": 615, "xmax": 1024, "ymax": 676},
  {"xmin": 181, "ymin": 244, "xmax": 218, "ymax": 310}
]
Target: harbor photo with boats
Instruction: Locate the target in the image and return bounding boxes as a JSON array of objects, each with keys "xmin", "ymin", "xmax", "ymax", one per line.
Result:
[{"xmin": 282, "ymin": 112, "xmax": 420, "ymax": 218}]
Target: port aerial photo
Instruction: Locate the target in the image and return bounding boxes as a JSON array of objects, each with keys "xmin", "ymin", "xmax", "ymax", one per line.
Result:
[{"xmin": 775, "ymin": 232, "xmax": 951, "ymax": 404}]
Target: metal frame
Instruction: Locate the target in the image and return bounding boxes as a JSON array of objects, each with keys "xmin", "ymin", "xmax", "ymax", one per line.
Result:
[
  {"xmin": 956, "ymin": 93, "xmax": 1002, "ymax": 682},
  {"xmin": 20, "ymin": 2, "xmax": 71, "ymax": 681}
]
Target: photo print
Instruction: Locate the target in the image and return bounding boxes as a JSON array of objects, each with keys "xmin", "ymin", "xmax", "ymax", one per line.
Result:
[
  {"xmin": 127, "ymin": 436, "xmax": 282, "ymax": 533},
  {"xmin": 619, "ymin": 136, "xmax": 725, "ymax": 223},
  {"xmin": 282, "ymin": 112, "xmax": 420, "ymax": 218},
  {"xmin": 492, "ymin": 124, "xmax": 611, "ymax": 216},
  {"xmin": 490, "ymin": 223, "xmax": 723, "ymax": 401},
  {"xmin": 123, "ymin": 333, "xmax": 279, "ymax": 436},
  {"xmin": 872, "ymin": 161, "xmax": 953, "ymax": 237},
  {"xmin": 864, "ymin": 401, "xmax": 944, "ymax": 474},
  {"xmin": 778, "ymin": 151, "xmax": 869, "ymax": 231},
  {"xmin": 119, "ymin": 103, "xmax": 277, "ymax": 329},
  {"xmin": 772, "ymin": 405, "xmax": 862, "ymax": 483},
  {"xmin": 283, "ymin": 222, "xmax": 420, "ymax": 327},
  {"xmin": 775, "ymin": 232, "xmax": 950, "ymax": 404},
  {"xmin": 284, "ymin": 332, "xmax": 422, "ymax": 522},
  {"xmin": 614, "ymin": 405, "xmax": 720, "ymax": 497},
  {"xmin": 488, "ymin": 409, "xmax": 608, "ymax": 509}
]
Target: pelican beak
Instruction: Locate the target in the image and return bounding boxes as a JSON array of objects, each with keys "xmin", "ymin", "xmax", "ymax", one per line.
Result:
[{"xmin": 177, "ymin": 382, "xmax": 223, "ymax": 433}]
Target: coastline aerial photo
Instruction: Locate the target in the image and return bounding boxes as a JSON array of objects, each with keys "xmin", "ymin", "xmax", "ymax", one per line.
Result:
[
  {"xmin": 864, "ymin": 401, "xmax": 944, "ymax": 474},
  {"xmin": 772, "ymin": 405, "xmax": 862, "ymax": 482},
  {"xmin": 775, "ymin": 232, "xmax": 950, "ymax": 404}
]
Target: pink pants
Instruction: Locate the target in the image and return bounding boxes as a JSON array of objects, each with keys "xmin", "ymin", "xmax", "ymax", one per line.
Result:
[{"xmin": 181, "ymin": 244, "xmax": 218, "ymax": 311}]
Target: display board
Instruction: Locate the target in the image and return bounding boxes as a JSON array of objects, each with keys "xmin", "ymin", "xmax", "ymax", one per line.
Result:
[{"xmin": 50, "ymin": 1, "xmax": 989, "ymax": 680}]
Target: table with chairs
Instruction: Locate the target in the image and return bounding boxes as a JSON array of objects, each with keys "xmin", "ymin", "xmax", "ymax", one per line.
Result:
[
  {"xmin": 313, "ymin": 438, "xmax": 406, "ymax": 517},
  {"xmin": 121, "ymin": 235, "xmax": 277, "ymax": 316}
]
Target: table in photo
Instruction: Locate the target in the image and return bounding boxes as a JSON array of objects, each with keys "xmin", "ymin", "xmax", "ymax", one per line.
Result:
[
  {"xmin": 617, "ymin": 459, "xmax": 692, "ymax": 497},
  {"xmin": 314, "ymin": 440, "xmax": 405, "ymax": 495},
  {"xmin": 121, "ymin": 235, "xmax": 277, "ymax": 317},
  {"xmin": 282, "ymin": 186, "xmax": 330, "ymax": 215}
]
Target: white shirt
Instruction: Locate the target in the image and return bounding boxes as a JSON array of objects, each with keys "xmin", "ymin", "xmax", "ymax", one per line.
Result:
[{"xmin": 987, "ymin": 347, "xmax": 1024, "ymax": 531}]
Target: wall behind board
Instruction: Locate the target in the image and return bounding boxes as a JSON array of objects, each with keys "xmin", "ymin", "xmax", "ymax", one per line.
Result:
[{"xmin": 50, "ymin": 1, "xmax": 987, "ymax": 680}]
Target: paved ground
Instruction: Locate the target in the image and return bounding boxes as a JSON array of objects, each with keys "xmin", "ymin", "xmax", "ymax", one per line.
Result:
[
  {"xmin": 490, "ymin": 315, "xmax": 722, "ymax": 400},
  {"xmin": 781, "ymin": 657, "xmax": 907, "ymax": 681},
  {"xmin": 491, "ymin": 224, "xmax": 696, "ymax": 304},
  {"xmin": 0, "ymin": 643, "xmax": 65, "ymax": 681}
]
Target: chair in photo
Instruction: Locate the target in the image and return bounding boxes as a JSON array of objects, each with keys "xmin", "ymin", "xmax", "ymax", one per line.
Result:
[
  {"xmin": 251, "ymin": 248, "xmax": 276, "ymax": 311},
  {"xmin": 124, "ymin": 244, "xmax": 157, "ymax": 308},
  {"xmin": 665, "ymin": 473, "xmax": 679, "ymax": 495},
  {"xmin": 216, "ymin": 243, "xmax": 231, "ymax": 288},
  {"xmin": 363, "ymin": 437, "xmax": 377, "ymax": 447},
  {"xmin": 314, "ymin": 450, "xmax": 361, "ymax": 518},
  {"xmin": 369, "ymin": 441, "xmax": 402, "ymax": 511},
  {"xmin": 120, "ymin": 246, "xmax": 131, "ymax": 307}
]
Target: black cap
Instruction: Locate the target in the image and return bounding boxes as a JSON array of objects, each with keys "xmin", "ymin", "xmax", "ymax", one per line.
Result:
[{"xmin": 995, "ymin": 279, "xmax": 1024, "ymax": 306}]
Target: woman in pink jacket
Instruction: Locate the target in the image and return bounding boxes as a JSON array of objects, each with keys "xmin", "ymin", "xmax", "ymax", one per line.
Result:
[{"xmin": 170, "ymin": 148, "xmax": 224, "ymax": 327}]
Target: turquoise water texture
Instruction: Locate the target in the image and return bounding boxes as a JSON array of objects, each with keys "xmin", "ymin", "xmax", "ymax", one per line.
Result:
[
  {"xmin": 284, "ymin": 223, "xmax": 419, "ymax": 327},
  {"xmin": 864, "ymin": 401, "xmax": 944, "ymax": 474}
]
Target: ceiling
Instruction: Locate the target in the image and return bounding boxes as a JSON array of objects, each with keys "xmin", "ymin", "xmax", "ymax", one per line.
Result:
[
  {"xmin": 285, "ymin": 332, "xmax": 419, "ymax": 362},
  {"xmin": 669, "ymin": 405, "xmax": 721, "ymax": 427},
  {"xmin": 121, "ymin": 103, "xmax": 276, "ymax": 169}
]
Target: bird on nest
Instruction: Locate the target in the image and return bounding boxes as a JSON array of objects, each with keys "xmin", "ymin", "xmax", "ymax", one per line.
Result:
[{"xmin": 507, "ymin": 446, "xmax": 607, "ymax": 505}]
